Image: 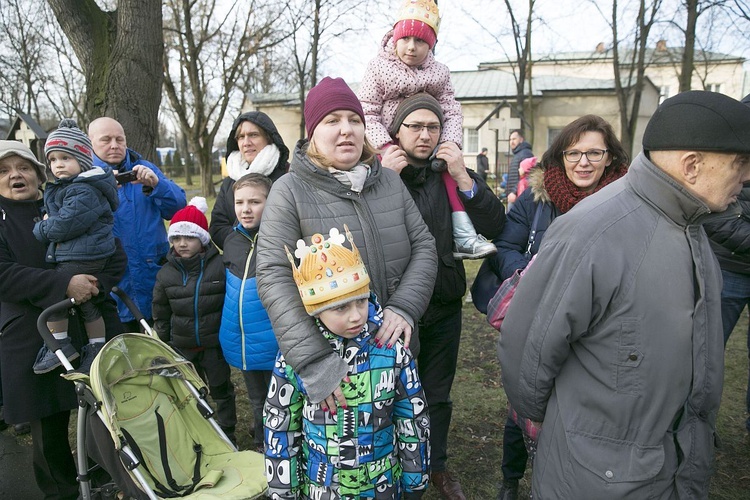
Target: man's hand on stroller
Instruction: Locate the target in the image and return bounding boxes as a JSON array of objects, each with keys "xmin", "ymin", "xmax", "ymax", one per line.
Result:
[{"xmin": 67, "ymin": 274, "xmax": 100, "ymax": 303}]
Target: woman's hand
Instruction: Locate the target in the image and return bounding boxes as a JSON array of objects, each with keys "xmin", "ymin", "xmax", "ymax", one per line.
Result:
[
  {"xmin": 319, "ymin": 376, "xmax": 350, "ymax": 415},
  {"xmin": 374, "ymin": 309, "xmax": 412, "ymax": 349}
]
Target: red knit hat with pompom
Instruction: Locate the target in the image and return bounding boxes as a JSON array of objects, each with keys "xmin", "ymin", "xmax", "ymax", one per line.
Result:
[{"xmin": 169, "ymin": 197, "xmax": 210, "ymax": 246}]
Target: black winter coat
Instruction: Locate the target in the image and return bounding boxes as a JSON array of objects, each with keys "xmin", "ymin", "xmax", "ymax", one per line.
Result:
[
  {"xmin": 400, "ymin": 163, "xmax": 505, "ymax": 323},
  {"xmin": 152, "ymin": 245, "xmax": 225, "ymax": 348},
  {"xmin": 0, "ymin": 194, "xmax": 125, "ymax": 423},
  {"xmin": 210, "ymin": 111, "xmax": 289, "ymax": 249},
  {"xmin": 491, "ymin": 168, "xmax": 559, "ymax": 281},
  {"xmin": 704, "ymin": 185, "xmax": 750, "ymax": 275}
]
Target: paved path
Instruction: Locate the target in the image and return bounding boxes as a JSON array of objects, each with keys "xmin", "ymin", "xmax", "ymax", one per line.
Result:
[{"xmin": 0, "ymin": 429, "xmax": 42, "ymax": 499}]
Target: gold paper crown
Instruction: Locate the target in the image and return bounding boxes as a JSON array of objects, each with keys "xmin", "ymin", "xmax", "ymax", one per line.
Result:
[
  {"xmin": 285, "ymin": 225, "xmax": 371, "ymax": 316},
  {"xmin": 396, "ymin": 0, "xmax": 441, "ymax": 36}
]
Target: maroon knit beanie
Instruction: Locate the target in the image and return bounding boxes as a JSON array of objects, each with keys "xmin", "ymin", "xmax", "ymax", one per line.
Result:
[
  {"xmin": 304, "ymin": 77, "xmax": 365, "ymax": 138},
  {"xmin": 393, "ymin": 20, "xmax": 437, "ymax": 49}
]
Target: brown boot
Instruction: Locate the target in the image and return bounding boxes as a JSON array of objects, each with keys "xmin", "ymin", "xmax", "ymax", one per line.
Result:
[{"xmin": 431, "ymin": 470, "xmax": 467, "ymax": 500}]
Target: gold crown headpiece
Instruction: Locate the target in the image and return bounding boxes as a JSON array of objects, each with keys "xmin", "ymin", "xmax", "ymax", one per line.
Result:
[
  {"xmin": 285, "ymin": 225, "xmax": 371, "ymax": 316},
  {"xmin": 396, "ymin": 0, "xmax": 441, "ymax": 36}
]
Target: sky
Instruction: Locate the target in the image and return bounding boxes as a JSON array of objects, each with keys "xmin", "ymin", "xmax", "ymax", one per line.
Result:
[{"xmin": 321, "ymin": 0, "xmax": 749, "ymax": 84}]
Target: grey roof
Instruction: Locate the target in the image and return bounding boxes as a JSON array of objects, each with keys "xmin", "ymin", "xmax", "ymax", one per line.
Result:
[
  {"xmin": 250, "ymin": 70, "xmax": 625, "ymax": 106},
  {"xmin": 480, "ymin": 47, "xmax": 745, "ymax": 68},
  {"xmin": 451, "ymin": 70, "xmax": 621, "ymax": 99}
]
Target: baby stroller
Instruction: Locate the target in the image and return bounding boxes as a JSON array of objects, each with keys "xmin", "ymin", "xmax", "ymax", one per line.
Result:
[{"xmin": 37, "ymin": 288, "xmax": 267, "ymax": 500}]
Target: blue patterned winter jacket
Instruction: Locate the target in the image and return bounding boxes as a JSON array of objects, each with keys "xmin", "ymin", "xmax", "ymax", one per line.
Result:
[{"xmin": 219, "ymin": 225, "xmax": 278, "ymax": 370}]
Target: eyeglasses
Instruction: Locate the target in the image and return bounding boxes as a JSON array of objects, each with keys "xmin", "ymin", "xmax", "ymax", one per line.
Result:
[
  {"xmin": 562, "ymin": 149, "xmax": 608, "ymax": 163},
  {"xmin": 401, "ymin": 123, "xmax": 442, "ymax": 135}
]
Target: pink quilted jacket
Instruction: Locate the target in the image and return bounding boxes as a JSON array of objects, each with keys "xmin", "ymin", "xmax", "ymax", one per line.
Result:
[{"xmin": 357, "ymin": 31, "xmax": 463, "ymax": 149}]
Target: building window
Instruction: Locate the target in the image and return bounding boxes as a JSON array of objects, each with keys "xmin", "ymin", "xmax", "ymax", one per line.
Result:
[
  {"xmin": 707, "ymin": 83, "xmax": 722, "ymax": 93},
  {"xmin": 464, "ymin": 128, "xmax": 479, "ymax": 154},
  {"xmin": 547, "ymin": 128, "xmax": 562, "ymax": 149},
  {"xmin": 660, "ymin": 85, "xmax": 670, "ymax": 103}
]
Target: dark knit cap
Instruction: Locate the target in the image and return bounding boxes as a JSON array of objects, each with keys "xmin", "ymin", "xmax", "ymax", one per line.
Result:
[
  {"xmin": 389, "ymin": 92, "xmax": 444, "ymax": 137},
  {"xmin": 45, "ymin": 119, "xmax": 94, "ymax": 172},
  {"xmin": 643, "ymin": 91, "xmax": 750, "ymax": 154},
  {"xmin": 304, "ymin": 77, "xmax": 365, "ymax": 138}
]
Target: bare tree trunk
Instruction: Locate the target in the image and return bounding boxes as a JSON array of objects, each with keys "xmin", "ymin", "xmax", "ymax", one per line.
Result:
[
  {"xmin": 679, "ymin": 0, "xmax": 699, "ymax": 92},
  {"xmin": 46, "ymin": 0, "xmax": 163, "ymax": 161}
]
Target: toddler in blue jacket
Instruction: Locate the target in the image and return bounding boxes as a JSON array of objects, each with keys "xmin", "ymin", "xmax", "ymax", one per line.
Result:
[
  {"xmin": 32, "ymin": 119, "xmax": 119, "ymax": 374},
  {"xmin": 218, "ymin": 173, "xmax": 279, "ymax": 450}
]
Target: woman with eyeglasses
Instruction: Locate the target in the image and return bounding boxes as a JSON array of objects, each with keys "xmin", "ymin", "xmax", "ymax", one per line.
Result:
[
  {"xmin": 256, "ymin": 77, "xmax": 437, "ymax": 412},
  {"xmin": 491, "ymin": 114, "xmax": 629, "ymax": 500}
]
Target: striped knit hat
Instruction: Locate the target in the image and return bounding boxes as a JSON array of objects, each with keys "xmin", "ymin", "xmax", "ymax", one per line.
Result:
[{"xmin": 45, "ymin": 119, "xmax": 93, "ymax": 172}]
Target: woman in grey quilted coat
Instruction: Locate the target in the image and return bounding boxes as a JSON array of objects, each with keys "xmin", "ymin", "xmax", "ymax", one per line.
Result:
[{"xmin": 256, "ymin": 77, "xmax": 437, "ymax": 409}]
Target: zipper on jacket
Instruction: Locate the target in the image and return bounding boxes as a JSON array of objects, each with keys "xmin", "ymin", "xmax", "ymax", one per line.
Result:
[
  {"xmin": 193, "ymin": 258, "xmax": 205, "ymax": 347},
  {"xmin": 238, "ymin": 234, "xmax": 256, "ymax": 371}
]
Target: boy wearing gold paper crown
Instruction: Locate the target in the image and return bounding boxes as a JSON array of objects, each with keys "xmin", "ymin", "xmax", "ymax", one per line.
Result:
[
  {"xmin": 357, "ymin": 0, "xmax": 496, "ymax": 261},
  {"xmin": 264, "ymin": 226, "xmax": 430, "ymax": 499}
]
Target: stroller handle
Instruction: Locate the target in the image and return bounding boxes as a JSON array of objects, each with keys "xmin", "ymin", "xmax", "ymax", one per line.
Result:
[
  {"xmin": 111, "ymin": 286, "xmax": 157, "ymax": 337},
  {"xmin": 111, "ymin": 286, "xmax": 146, "ymax": 322},
  {"xmin": 37, "ymin": 298, "xmax": 77, "ymax": 353}
]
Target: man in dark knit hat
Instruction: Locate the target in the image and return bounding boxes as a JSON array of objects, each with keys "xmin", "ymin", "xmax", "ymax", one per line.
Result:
[
  {"xmin": 382, "ymin": 92, "xmax": 506, "ymax": 499},
  {"xmin": 498, "ymin": 91, "xmax": 750, "ymax": 499}
]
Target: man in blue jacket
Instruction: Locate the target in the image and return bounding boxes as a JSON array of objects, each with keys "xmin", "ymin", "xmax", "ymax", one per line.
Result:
[{"xmin": 89, "ymin": 117, "xmax": 186, "ymax": 331}]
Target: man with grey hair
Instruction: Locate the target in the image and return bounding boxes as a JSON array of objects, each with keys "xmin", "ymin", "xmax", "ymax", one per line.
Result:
[{"xmin": 499, "ymin": 91, "xmax": 750, "ymax": 498}]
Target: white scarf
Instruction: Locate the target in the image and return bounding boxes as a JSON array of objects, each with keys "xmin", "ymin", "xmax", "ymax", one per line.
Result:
[
  {"xmin": 328, "ymin": 163, "xmax": 370, "ymax": 193},
  {"xmin": 226, "ymin": 144, "xmax": 280, "ymax": 180}
]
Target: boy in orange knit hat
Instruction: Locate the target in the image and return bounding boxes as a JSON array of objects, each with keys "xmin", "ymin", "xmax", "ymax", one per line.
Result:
[{"xmin": 264, "ymin": 226, "xmax": 430, "ymax": 499}]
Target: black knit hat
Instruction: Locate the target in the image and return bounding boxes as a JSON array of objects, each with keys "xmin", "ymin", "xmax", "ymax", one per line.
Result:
[
  {"xmin": 643, "ymin": 91, "xmax": 750, "ymax": 154},
  {"xmin": 389, "ymin": 93, "xmax": 444, "ymax": 137}
]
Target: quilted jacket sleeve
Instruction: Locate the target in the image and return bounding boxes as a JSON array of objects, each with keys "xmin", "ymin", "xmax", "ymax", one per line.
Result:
[
  {"xmin": 264, "ymin": 357, "xmax": 304, "ymax": 499},
  {"xmin": 393, "ymin": 343, "xmax": 430, "ymax": 493},
  {"xmin": 256, "ymin": 175, "xmax": 349, "ymax": 403},
  {"xmin": 358, "ymin": 57, "xmax": 394, "ymax": 150},
  {"xmin": 434, "ymin": 63, "xmax": 463, "ymax": 148},
  {"xmin": 34, "ymin": 184, "xmax": 108, "ymax": 244},
  {"xmin": 151, "ymin": 268, "xmax": 172, "ymax": 343}
]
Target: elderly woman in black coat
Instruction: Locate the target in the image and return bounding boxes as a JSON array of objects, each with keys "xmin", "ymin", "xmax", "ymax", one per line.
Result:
[{"xmin": 0, "ymin": 140, "xmax": 125, "ymax": 499}]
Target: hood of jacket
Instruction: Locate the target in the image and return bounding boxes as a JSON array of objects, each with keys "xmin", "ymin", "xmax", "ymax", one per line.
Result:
[
  {"xmin": 527, "ymin": 166, "xmax": 551, "ymax": 205},
  {"xmin": 53, "ymin": 166, "xmax": 119, "ymax": 212},
  {"xmin": 225, "ymin": 111, "xmax": 290, "ymax": 166}
]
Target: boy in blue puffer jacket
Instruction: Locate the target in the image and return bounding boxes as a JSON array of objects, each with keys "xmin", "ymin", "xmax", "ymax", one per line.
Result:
[
  {"xmin": 218, "ymin": 173, "xmax": 278, "ymax": 450},
  {"xmin": 152, "ymin": 197, "xmax": 237, "ymax": 444},
  {"xmin": 32, "ymin": 119, "xmax": 119, "ymax": 375}
]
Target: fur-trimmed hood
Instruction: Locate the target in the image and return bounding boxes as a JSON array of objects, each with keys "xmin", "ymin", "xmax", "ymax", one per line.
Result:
[{"xmin": 527, "ymin": 167, "xmax": 551, "ymax": 205}]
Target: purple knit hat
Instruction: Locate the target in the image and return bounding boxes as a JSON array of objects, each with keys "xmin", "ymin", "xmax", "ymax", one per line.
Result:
[{"xmin": 304, "ymin": 77, "xmax": 365, "ymax": 138}]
